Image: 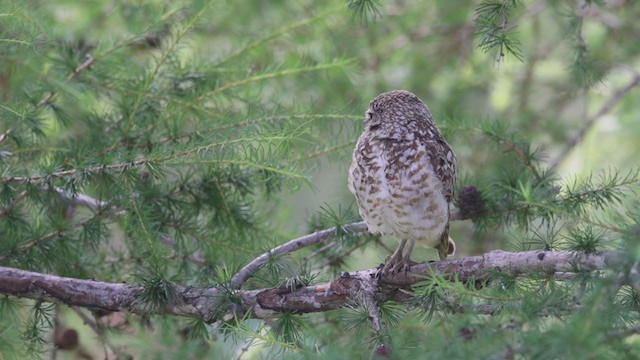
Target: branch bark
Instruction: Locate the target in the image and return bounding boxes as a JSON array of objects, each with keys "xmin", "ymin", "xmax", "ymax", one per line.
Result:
[{"xmin": 0, "ymin": 250, "xmax": 622, "ymax": 323}]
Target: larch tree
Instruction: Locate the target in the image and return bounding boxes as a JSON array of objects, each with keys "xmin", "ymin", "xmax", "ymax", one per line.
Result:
[{"xmin": 1, "ymin": 0, "xmax": 639, "ymax": 359}]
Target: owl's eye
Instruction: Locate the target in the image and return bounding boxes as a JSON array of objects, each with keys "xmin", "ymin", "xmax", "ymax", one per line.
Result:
[
  {"xmin": 364, "ymin": 110, "xmax": 381, "ymax": 130},
  {"xmin": 364, "ymin": 110, "xmax": 373, "ymax": 122}
]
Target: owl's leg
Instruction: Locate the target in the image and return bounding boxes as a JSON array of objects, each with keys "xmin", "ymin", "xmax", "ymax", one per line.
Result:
[
  {"xmin": 401, "ymin": 239, "xmax": 415, "ymax": 268},
  {"xmin": 381, "ymin": 239, "xmax": 406, "ymax": 275}
]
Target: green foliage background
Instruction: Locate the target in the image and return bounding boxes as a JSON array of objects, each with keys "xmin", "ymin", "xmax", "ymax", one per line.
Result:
[{"xmin": 1, "ymin": 0, "xmax": 639, "ymax": 358}]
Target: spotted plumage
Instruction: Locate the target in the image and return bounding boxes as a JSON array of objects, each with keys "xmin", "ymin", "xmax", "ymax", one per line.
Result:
[{"xmin": 348, "ymin": 90, "xmax": 457, "ymax": 274}]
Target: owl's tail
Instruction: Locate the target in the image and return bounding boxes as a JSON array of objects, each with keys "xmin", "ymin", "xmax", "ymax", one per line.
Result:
[
  {"xmin": 447, "ymin": 237, "xmax": 456, "ymax": 256},
  {"xmin": 436, "ymin": 225, "xmax": 455, "ymax": 260}
]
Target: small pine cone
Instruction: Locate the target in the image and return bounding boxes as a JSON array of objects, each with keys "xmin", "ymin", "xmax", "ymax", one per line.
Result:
[
  {"xmin": 457, "ymin": 185, "xmax": 484, "ymax": 220},
  {"xmin": 374, "ymin": 343, "xmax": 391, "ymax": 358},
  {"xmin": 54, "ymin": 328, "xmax": 79, "ymax": 350},
  {"xmin": 458, "ymin": 326, "xmax": 477, "ymax": 341}
]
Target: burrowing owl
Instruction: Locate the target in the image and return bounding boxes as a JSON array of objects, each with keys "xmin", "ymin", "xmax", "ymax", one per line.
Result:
[{"xmin": 348, "ymin": 90, "xmax": 456, "ymax": 274}]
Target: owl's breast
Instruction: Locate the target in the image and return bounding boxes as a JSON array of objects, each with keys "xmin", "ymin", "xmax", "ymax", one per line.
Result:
[
  {"xmin": 348, "ymin": 140, "xmax": 392, "ymax": 233},
  {"xmin": 349, "ymin": 138, "xmax": 449, "ymax": 246}
]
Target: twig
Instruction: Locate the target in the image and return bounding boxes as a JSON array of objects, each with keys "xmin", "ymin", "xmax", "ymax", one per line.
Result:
[
  {"xmin": 0, "ymin": 159, "xmax": 151, "ymax": 184},
  {"xmin": 302, "ymin": 241, "xmax": 339, "ymax": 263},
  {"xmin": 315, "ymin": 235, "xmax": 386, "ymax": 270},
  {"xmin": 50, "ymin": 186, "xmax": 208, "ymax": 266},
  {"xmin": 0, "ymin": 54, "xmax": 96, "ymax": 146},
  {"xmin": 316, "ymin": 244, "xmax": 360, "ymax": 270},
  {"xmin": 70, "ymin": 307, "xmax": 130, "ymax": 359},
  {"xmin": 303, "ymin": 234, "xmax": 392, "ymax": 265},
  {"xmin": 0, "ymin": 129, "xmax": 11, "ymax": 144},
  {"xmin": 438, "ymin": 298, "xmax": 581, "ymax": 317},
  {"xmin": 489, "ymin": 345, "xmax": 526, "ymax": 360},
  {"xmin": 363, "ymin": 294, "xmax": 389, "ymax": 356},
  {"xmin": 1, "ymin": 135, "xmax": 295, "ymax": 184},
  {"xmin": 49, "ymin": 185, "xmax": 126, "ymax": 215},
  {"xmin": 0, "ymin": 250, "xmax": 621, "ymax": 322},
  {"xmin": 550, "ymin": 72, "xmax": 640, "ymax": 169},
  {"xmin": 230, "ymin": 222, "xmax": 369, "ymax": 288},
  {"xmin": 235, "ymin": 340, "xmax": 255, "ymax": 360},
  {"xmin": 496, "ymin": 136, "xmax": 542, "ymax": 181},
  {"xmin": 0, "ymin": 212, "xmax": 111, "ymax": 262},
  {"xmin": 158, "ymin": 233, "xmax": 207, "ymax": 266},
  {"xmin": 626, "ymin": 260, "xmax": 640, "ymax": 292},
  {"xmin": 365, "ymin": 296, "xmax": 384, "ymax": 334},
  {"xmin": 606, "ymin": 325, "xmax": 640, "ymax": 339},
  {"xmin": 0, "ymin": 191, "xmax": 27, "ymax": 218},
  {"xmin": 35, "ymin": 54, "xmax": 96, "ymax": 109}
]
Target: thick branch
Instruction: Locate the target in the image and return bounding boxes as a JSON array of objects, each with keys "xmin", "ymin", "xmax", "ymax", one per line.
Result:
[{"xmin": 0, "ymin": 250, "xmax": 622, "ymax": 322}]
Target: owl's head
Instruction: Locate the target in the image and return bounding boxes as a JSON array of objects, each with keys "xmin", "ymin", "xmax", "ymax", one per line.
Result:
[{"xmin": 364, "ymin": 90, "xmax": 433, "ymax": 139}]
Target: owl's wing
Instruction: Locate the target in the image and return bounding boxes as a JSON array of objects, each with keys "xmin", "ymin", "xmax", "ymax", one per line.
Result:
[
  {"xmin": 426, "ymin": 130, "xmax": 457, "ymax": 259},
  {"xmin": 348, "ymin": 139, "xmax": 369, "ymax": 210},
  {"xmin": 427, "ymin": 136, "xmax": 457, "ymax": 203}
]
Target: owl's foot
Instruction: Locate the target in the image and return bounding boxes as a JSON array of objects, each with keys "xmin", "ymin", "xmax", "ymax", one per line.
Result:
[
  {"xmin": 378, "ymin": 240, "xmax": 417, "ymax": 277},
  {"xmin": 381, "ymin": 254, "xmax": 408, "ymax": 275},
  {"xmin": 378, "ymin": 257, "xmax": 418, "ymax": 278}
]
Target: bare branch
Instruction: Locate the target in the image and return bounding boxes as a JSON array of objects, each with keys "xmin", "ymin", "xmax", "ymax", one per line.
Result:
[
  {"xmin": 607, "ymin": 325, "xmax": 640, "ymax": 339},
  {"xmin": 364, "ymin": 296, "xmax": 384, "ymax": 335},
  {"xmin": 0, "ymin": 250, "xmax": 622, "ymax": 323},
  {"xmin": 50, "ymin": 186, "xmax": 125, "ymax": 215},
  {"xmin": 230, "ymin": 221, "xmax": 369, "ymax": 288},
  {"xmin": 625, "ymin": 259, "xmax": 640, "ymax": 292},
  {"xmin": 551, "ymin": 72, "xmax": 640, "ymax": 169},
  {"xmin": 0, "ymin": 130, "xmax": 11, "ymax": 144}
]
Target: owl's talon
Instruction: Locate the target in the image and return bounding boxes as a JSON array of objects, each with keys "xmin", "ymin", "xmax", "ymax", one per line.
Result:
[
  {"xmin": 380, "ymin": 259, "xmax": 408, "ymax": 277},
  {"xmin": 401, "ymin": 256, "xmax": 418, "ymax": 272}
]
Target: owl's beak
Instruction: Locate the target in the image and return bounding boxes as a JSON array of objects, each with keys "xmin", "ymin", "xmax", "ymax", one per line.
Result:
[{"xmin": 367, "ymin": 121, "xmax": 381, "ymax": 131}]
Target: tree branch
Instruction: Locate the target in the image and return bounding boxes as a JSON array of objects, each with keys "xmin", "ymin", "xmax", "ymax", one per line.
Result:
[
  {"xmin": 50, "ymin": 185, "xmax": 121, "ymax": 213},
  {"xmin": 232, "ymin": 205, "xmax": 481, "ymax": 288},
  {"xmin": 230, "ymin": 222, "xmax": 369, "ymax": 288},
  {"xmin": 0, "ymin": 250, "xmax": 622, "ymax": 323},
  {"xmin": 45, "ymin": 186, "xmax": 207, "ymax": 265},
  {"xmin": 550, "ymin": 71, "xmax": 640, "ymax": 169},
  {"xmin": 0, "ymin": 54, "xmax": 96, "ymax": 146}
]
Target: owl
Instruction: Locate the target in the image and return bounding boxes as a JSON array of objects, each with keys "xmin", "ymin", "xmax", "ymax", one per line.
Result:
[{"xmin": 348, "ymin": 90, "xmax": 457, "ymax": 275}]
